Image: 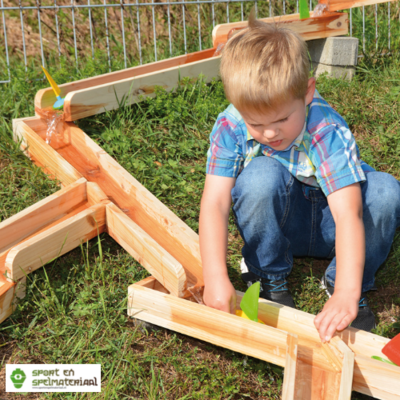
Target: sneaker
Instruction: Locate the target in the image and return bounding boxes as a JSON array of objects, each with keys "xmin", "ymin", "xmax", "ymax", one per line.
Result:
[
  {"xmin": 320, "ymin": 274, "xmax": 376, "ymax": 332},
  {"xmin": 240, "ymin": 258, "xmax": 296, "ymax": 308}
]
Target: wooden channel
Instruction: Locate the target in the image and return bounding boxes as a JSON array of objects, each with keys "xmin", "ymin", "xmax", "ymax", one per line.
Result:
[
  {"xmin": 14, "ymin": 117, "xmax": 203, "ymax": 295},
  {"xmin": 129, "ymin": 277, "xmax": 400, "ymax": 400},
  {"xmin": 212, "ymin": 12, "xmax": 348, "ymax": 48}
]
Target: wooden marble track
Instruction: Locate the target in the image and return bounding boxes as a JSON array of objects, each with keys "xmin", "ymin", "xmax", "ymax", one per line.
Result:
[{"xmin": 2, "ymin": 5, "xmax": 400, "ymax": 398}]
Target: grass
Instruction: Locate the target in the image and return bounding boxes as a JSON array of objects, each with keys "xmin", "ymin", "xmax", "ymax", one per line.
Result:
[{"xmin": 1, "ymin": 52, "xmax": 400, "ymax": 399}]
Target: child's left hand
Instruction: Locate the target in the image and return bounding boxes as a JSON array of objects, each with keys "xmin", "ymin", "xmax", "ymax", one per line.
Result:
[{"xmin": 314, "ymin": 292, "xmax": 359, "ymax": 342}]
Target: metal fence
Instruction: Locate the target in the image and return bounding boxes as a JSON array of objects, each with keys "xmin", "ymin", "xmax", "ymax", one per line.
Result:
[{"xmin": 0, "ymin": 0, "xmax": 398, "ymax": 83}]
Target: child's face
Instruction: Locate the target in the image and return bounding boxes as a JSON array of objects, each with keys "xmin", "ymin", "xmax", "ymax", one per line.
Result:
[{"xmin": 240, "ymin": 78, "xmax": 316, "ymax": 151}]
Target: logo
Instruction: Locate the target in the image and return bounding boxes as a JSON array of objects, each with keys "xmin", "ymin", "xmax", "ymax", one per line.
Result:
[
  {"xmin": 6, "ymin": 364, "xmax": 101, "ymax": 392},
  {"xmin": 10, "ymin": 368, "xmax": 26, "ymax": 389}
]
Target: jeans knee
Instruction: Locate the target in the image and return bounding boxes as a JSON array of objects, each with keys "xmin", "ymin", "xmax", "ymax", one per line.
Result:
[
  {"xmin": 364, "ymin": 172, "xmax": 400, "ymax": 222},
  {"xmin": 232, "ymin": 157, "xmax": 290, "ymax": 207}
]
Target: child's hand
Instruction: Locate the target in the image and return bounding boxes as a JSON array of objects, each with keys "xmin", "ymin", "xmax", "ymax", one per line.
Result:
[
  {"xmin": 203, "ymin": 274, "xmax": 237, "ymax": 314},
  {"xmin": 314, "ymin": 292, "xmax": 359, "ymax": 342}
]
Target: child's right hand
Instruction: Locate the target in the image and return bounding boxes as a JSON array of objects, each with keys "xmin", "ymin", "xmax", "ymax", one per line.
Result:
[{"xmin": 203, "ymin": 274, "xmax": 237, "ymax": 314}]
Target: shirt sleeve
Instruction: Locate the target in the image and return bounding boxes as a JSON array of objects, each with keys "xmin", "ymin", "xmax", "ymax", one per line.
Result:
[
  {"xmin": 310, "ymin": 124, "xmax": 366, "ymax": 196},
  {"xmin": 206, "ymin": 116, "xmax": 244, "ymax": 178}
]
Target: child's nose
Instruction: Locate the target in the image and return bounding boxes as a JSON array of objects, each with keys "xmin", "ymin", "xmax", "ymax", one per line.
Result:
[{"xmin": 263, "ymin": 128, "xmax": 279, "ymax": 139}]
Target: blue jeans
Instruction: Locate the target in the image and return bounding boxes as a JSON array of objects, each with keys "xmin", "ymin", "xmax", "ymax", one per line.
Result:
[{"xmin": 231, "ymin": 157, "xmax": 400, "ymax": 292}]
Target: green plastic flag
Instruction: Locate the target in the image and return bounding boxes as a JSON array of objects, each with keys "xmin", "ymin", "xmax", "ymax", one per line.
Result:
[
  {"xmin": 299, "ymin": 0, "xmax": 310, "ymax": 20},
  {"xmin": 371, "ymin": 356, "xmax": 398, "ymax": 366},
  {"xmin": 240, "ymin": 281, "xmax": 260, "ymax": 322}
]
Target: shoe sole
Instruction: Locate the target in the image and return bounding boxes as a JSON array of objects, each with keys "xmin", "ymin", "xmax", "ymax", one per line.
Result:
[{"xmin": 320, "ymin": 275, "xmax": 332, "ymax": 298}]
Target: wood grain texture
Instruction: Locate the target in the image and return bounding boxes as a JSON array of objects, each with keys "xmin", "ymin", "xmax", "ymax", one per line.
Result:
[
  {"xmin": 129, "ymin": 280, "xmax": 399, "ymax": 399},
  {"xmin": 87, "ymin": 182, "xmax": 109, "ymax": 206},
  {"xmin": 35, "ymin": 48, "xmax": 216, "ymax": 111},
  {"xmin": 18, "ymin": 116, "xmax": 204, "ymax": 291},
  {"xmin": 13, "ymin": 119, "xmax": 82, "ymax": 185},
  {"xmin": 0, "ymin": 178, "xmax": 87, "ymax": 255},
  {"xmin": 254, "ymin": 297, "xmax": 400, "ymax": 399},
  {"xmin": 282, "ymin": 333, "xmax": 298, "ymax": 400},
  {"xmin": 0, "ymin": 280, "xmax": 16, "ymax": 324},
  {"xmin": 6, "ymin": 202, "xmax": 107, "ymax": 281},
  {"xmin": 212, "ymin": 12, "xmax": 348, "ymax": 47},
  {"xmin": 27, "ymin": 119, "xmax": 204, "ymax": 290},
  {"xmin": 333, "ymin": 338, "xmax": 355, "ymax": 400},
  {"xmin": 106, "ymin": 202, "xmax": 187, "ymax": 298},
  {"xmin": 318, "ymin": 0, "xmax": 395, "ymax": 12},
  {"xmin": 62, "ymin": 56, "xmax": 221, "ymax": 121},
  {"xmin": 128, "ymin": 282, "xmax": 291, "ymax": 368}
]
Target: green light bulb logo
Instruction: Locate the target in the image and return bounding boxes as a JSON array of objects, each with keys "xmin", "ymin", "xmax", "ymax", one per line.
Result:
[{"xmin": 10, "ymin": 368, "xmax": 26, "ymax": 389}]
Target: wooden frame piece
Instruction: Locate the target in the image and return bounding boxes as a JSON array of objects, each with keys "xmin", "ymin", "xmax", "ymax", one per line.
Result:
[
  {"xmin": 59, "ymin": 56, "xmax": 221, "ymax": 121},
  {"xmin": 129, "ymin": 277, "xmax": 298, "ymax": 400},
  {"xmin": 318, "ymin": 0, "xmax": 395, "ymax": 13},
  {"xmin": 13, "ymin": 117, "xmax": 82, "ymax": 186},
  {"xmin": 106, "ymin": 203, "xmax": 187, "ymax": 297},
  {"xmin": 35, "ymin": 48, "xmax": 217, "ymax": 111},
  {"xmin": 18, "ymin": 117, "xmax": 204, "ymax": 292},
  {"xmin": 256, "ymin": 297, "xmax": 400, "ymax": 399},
  {"xmin": 129, "ymin": 278, "xmax": 400, "ymax": 399},
  {"xmin": 212, "ymin": 12, "xmax": 348, "ymax": 48}
]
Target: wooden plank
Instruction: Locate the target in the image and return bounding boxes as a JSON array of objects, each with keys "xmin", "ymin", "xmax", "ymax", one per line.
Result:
[
  {"xmin": 35, "ymin": 48, "xmax": 217, "ymax": 111},
  {"xmin": 129, "ymin": 281, "xmax": 398, "ymax": 398},
  {"xmin": 62, "ymin": 56, "xmax": 221, "ymax": 121},
  {"xmin": 318, "ymin": 0, "xmax": 395, "ymax": 13},
  {"xmin": 0, "ymin": 201, "xmax": 89, "ymax": 283},
  {"xmin": 132, "ymin": 275, "xmax": 170, "ymax": 294},
  {"xmin": 282, "ymin": 333, "xmax": 298, "ymax": 400},
  {"xmin": 254, "ymin": 297, "xmax": 400, "ymax": 399},
  {"xmin": 0, "ymin": 280, "xmax": 16, "ymax": 324},
  {"xmin": 106, "ymin": 202, "xmax": 187, "ymax": 298},
  {"xmin": 332, "ymin": 338, "xmax": 354, "ymax": 400},
  {"xmin": 5, "ymin": 202, "xmax": 107, "ymax": 281},
  {"xmin": 295, "ymin": 359, "xmax": 342, "ymax": 400},
  {"xmin": 0, "ymin": 178, "xmax": 87, "ymax": 254},
  {"xmin": 87, "ymin": 182, "xmax": 109, "ymax": 206},
  {"xmin": 13, "ymin": 119, "xmax": 83, "ymax": 185},
  {"xmin": 128, "ymin": 282, "xmax": 291, "ymax": 368},
  {"xmin": 212, "ymin": 12, "xmax": 348, "ymax": 48},
  {"xmin": 18, "ymin": 118, "xmax": 204, "ymax": 291},
  {"xmin": 319, "ymin": 337, "xmax": 354, "ymax": 399}
]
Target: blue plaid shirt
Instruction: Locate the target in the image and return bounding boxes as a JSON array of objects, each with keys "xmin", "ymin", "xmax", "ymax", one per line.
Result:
[{"xmin": 206, "ymin": 90, "xmax": 374, "ymax": 196}]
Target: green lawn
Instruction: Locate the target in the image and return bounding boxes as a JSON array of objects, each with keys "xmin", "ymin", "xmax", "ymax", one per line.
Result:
[{"xmin": 1, "ymin": 54, "xmax": 400, "ymax": 399}]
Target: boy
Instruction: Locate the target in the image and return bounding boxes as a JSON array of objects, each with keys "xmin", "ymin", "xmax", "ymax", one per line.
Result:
[{"xmin": 199, "ymin": 11, "xmax": 400, "ymax": 343}]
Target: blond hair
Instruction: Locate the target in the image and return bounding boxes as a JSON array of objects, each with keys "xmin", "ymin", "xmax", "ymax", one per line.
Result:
[{"xmin": 220, "ymin": 9, "xmax": 310, "ymax": 113}]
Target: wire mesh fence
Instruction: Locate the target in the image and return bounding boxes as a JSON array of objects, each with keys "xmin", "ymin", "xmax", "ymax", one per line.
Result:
[{"xmin": 1, "ymin": 0, "xmax": 399, "ymax": 83}]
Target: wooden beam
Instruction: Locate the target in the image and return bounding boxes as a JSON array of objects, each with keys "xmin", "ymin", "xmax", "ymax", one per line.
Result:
[
  {"xmin": 61, "ymin": 56, "xmax": 221, "ymax": 121},
  {"xmin": 317, "ymin": 0, "xmax": 395, "ymax": 13},
  {"xmin": 5, "ymin": 202, "xmax": 107, "ymax": 281},
  {"xmin": 212, "ymin": 12, "xmax": 348, "ymax": 48},
  {"xmin": 333, "ymin": 338, "xmax": 355, "ymax": 400},
  {"xmin": 128, "ymin": 281, "xmax": 294, "ymax": 370},
  {"xmin": 87, "ymin": 182, "xmax": 109, "ymax": 206},
  {"xmin": 0, "ymin": 178, "xmax": 87, "ymax": 255},
  {"xmin": 19, "ymin": 117, "xmax": 204, "ymax": 290},
  {"xmin": 129, "ymin": 280, "xmax": 400, "ymax": 399},
  {"xmin": 0, "ymin": 280, "xmax": 15, "ymax": 322},
  {"xmin": 106, "ymin": 202, "xmax": 187, "ymax": 298},
  {"xmin": 35, "ymin": 48, "xmax": 217, "ymax": 111},
  {"xmin": 282, "ymin": 333, "xmax": 298, "ymax": 400},
  {"xmin": 13, "ymin": 119, "xmax": 82, "ymax": 186},
  {"xmin": 256, "ymin": 297, "xmax": 400, "ymax": 399}
]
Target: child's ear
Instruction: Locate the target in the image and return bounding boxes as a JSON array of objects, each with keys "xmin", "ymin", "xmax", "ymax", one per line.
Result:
[{"xmin": 305, "ymin": 77, "xmax": 316, "ymax": 106}]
